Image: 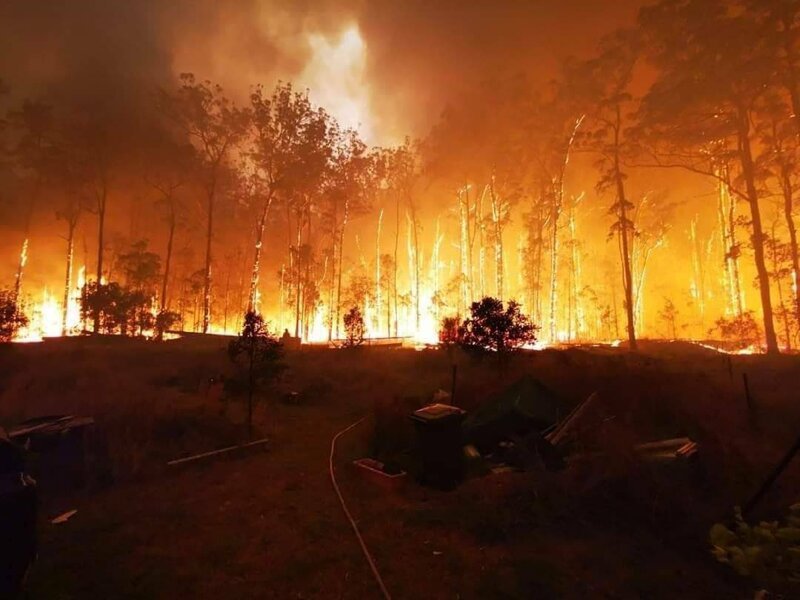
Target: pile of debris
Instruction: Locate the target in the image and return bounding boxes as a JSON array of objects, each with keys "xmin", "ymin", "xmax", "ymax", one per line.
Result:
[
  {"xmin": 460, "ymin": 376, "xmax": 699, "ymax": 477},
  {"xmin": 7, "ymin": 414, "xmax": 107, "ymax": 492}
]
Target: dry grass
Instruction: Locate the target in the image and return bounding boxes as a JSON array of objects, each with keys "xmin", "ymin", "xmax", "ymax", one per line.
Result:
[{"xmin": 2, "ymin": 337, "xmax": 799, "ymax": 597}]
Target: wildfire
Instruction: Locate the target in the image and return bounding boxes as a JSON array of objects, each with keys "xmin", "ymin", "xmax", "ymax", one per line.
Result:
[{"xmin": 15, "ymin": 266, "xmax": 85, "ymax": 343}]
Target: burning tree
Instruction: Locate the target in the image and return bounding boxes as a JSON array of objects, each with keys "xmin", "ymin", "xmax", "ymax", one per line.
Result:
[
  {"xmin": 343, "ymin": 306, "xmax": 366, "ymax": 347},
  {"xmin": 246, "ymin": 83, "xmax": 328, "ymax": 314},
  {"xmin": 323, "ymin": 127, "xmax": 375, "ymax": 340},
  {"xmin": 566, "ymin": 29, "xmax": 642, "ymax": 351},
  {"xmin": 457, "ymin": 297, "xmax": 538, "ymax": 354},
  {"xmin": 712, "ymin": 311, "xmax": 761, "ymax": 351},
  {"xmin": 637, "ymin": 0, "xmax": 781, "ymax": 353},
  {"xmin": 0, "ymin": 290, "xmax": 28, "ymax": 342},
  {"xmin": 158, "ymin": 74, "xmax": 251, "ymax": 334},
  {"xmin": 6, "ymin": 100, "xmax": 54, "ymax": 304},
  {"xmin": 438, "ymin": 316, "xmax": 461, "ymax": 347}
]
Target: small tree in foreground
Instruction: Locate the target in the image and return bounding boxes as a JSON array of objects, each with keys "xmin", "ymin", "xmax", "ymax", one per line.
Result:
[
  {"xmin": 228, "ymin": 311, "xmax": 285, "ymax": 438},
  {"xmin": 458, "ymin": 297, "xmax": 538, "ymax": 355},
  {"xmin": 343, "ymin": 306, "xmax": 365, "ymax": 347},
  {"xmin": 0, "ymin": 290, "xmax": 28, "ymax": 342}
]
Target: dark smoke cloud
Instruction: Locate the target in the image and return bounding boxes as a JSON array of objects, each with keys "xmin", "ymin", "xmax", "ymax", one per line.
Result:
[{"xmin": 1, "ymin": 0, "xmax": 642, "ymax": 142}]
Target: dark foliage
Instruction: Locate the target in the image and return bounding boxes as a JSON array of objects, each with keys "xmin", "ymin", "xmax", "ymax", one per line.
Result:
[
  {"xmin": 343, "ymin": 306, "xmax": 365, "ymax": 347},
  {"xmin": 0, "ymin": 290, "xmax": 28, "ymax": 342},
  {"xmin": 711, "ymin": 311, "xmax": 761, "ymax": 350},
  {"xmin": 458, "ymin": 297, "xmax": 538, "ymax": 354},
  {"xmin": 438, "ymin": 316, "xmax": 461, "ymax": 347},
  {"xmin": 228, "ymin": 311, "xmax": 285, "ymax": 385},
  {"xmin": 228, "ymin": 311, "xmax": 285, "ymax": 437},
  {"xmin": 80, "ymin": 282, "xmax": 154, "ymax": 336},
  {"xmin": 154, "ymin": 310, "xmax": 181, "ymax": 341}
]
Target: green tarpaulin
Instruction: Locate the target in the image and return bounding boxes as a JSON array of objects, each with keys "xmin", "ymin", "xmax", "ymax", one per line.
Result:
[{"xmin": 463, "ymin": 376, "xmax": 573, "ymax": 452}]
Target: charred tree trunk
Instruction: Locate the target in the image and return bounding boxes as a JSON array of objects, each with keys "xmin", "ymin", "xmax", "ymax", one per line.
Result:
[
  {"xmin": 293, "ymin": 210, "xmax": 303, "ymax": 339},
  {"xmin": 779, "ymin": 162, "xmax": 800, "ymax": 331},
  {"xmin": 548, "ymin": 186, "xmax": 559, "ymax": 341},
  {"xmin": 93, "ymin": 181, "xmax": 108, "ymax": 333},
  {"xmin": 409, "ymin": 201, "xmax": 421, "ymax": 331},
  {"xmin": 737, "ymin": 105, "xmax": 779, "ymax": 354},
  {"xmin": 613, "ymin": 107, "xmax": 637, "ymax": 351},
  {"xmin": 201, "ymin": 175, "xmax": 218, "ymax": 334},
  {"xmin": 489, "ymin": 177, "xmax": 504, "ymax": 300},
  {"xmin": 247, "ymin": 193, "xmax": 274, "ymax": 312},
  {"xmin": 62, "ymin": 216, "xmax": 79, "ymax": 336},
  {"xmin": 14, "ymin": 187, "xmax": 38, "ymax": 304},
  {"xmin": 161, "ymin": 205, "xmax": 176, "ymax": 312},
  {"xmin": 335, "ymin": 198, "xmax": 350, "ymax": 339},
  {"xmin": 393, "ymin": 192, "xmax": 400, "ymax": 337},
  {"xmin": 375, "ymin": 208, "xmax": 383, "ymax": 334}
]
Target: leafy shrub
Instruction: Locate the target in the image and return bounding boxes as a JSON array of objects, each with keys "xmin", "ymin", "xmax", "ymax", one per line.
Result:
[
  {"xmin": 710, "ymin": 504, "xmax": 800, "ymax": 584},
  {"xmin": 438, "ymin": 316, "xmax": 461, "ymax": 347},
  {"xmin": 711, "ymin": 311, "xmax": 761, "ymax": 350},
  {"xmin": 0, "ymin": 290, "xmax": 28, "ymax": 342},
  {"xmin": 457, "ymin": 297, "xmax": 538, "ymax": 354},
  {"xmin": 343, "ymin": 306, "xmax": 365, "ymax": 347},
  {"xmin": 155, "ymin": 310, "xmax": 181, "ymax": 340},
  {"xmin": 80, "ymin": 281, "xmax": 154, "ymax": 336}
]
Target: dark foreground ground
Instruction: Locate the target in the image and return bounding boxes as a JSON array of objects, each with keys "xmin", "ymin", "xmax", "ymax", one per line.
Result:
[{"xmin": 1, "ymin": 337, "xmax": 799, "ymax": 599}]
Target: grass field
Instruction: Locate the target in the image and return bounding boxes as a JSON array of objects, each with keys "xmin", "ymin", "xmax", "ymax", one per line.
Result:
[{"xmin": 2, "ymin": 337, "xmax": 799, "ymax": 598}]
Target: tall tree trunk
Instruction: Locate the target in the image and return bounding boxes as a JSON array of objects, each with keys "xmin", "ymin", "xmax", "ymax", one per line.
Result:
[
  {"xmin": 770, "ymin": 224, "xmax": 793, "ymax": 350},
  {"xmin": 778, "ymin": 13, "xmax": 800, "ymax": 329},
  {"xmin": 690, "ymin": 217, "xmax": 706, "ymax": 329},
  {"xmin": 375, "ymin": 208, "xmax": 383, "ymax": 334},
  {"xmin": 568, "ymin": 201, "xmax": 583, "ymax": 340},
  {"xmin": 458, "ymin": 186, "xmax": 472, "ymax": 314},
  {"xmin": 161, "ymin": 207, "xmax": 176, "ymax": 312},
  {"xmin": 335, "ymin": 198, "xmax": 350, "ymax": 339},
  {"xmin": 737, "ymin": 106, "xmax": 779, "ymax": 354},
  {"xmin": 303, "ymin": 206, "xmax": 313, "ymax": 341},
  {"xmin": 202, "ymin": 180, "xmax": 216, "ymax": 334},
  {"xmin": 293, "ymin": 212, "xmax": 303, "ymax": 338},
  {"xmin": 62, "ymin": 218, "xmax": 78, "ymax": 336},
  {"xmin": 94, "ymin": 184, "xmax": 108, "ymax": 333},
  {"xmin": 779, "ymin": 163, "xmax": 800, "ymax": 330},
  {"xmin": 409, "ymin": 203, "xmax": 421, "ymax": 331},
  {"xmin": 247, "ymin": 194, "xmax": 274, "ymax": 312},
  {"xmin": 476, "ymin": 185, "xmax": 486, "ymax": 299},
  {"xmin": 548, "ymin": 186, "xmax": 559, "ymax": 341},
  {"xmin": 489, "ymin": 177, "xmax": 504, "ymax": 300},
  {"xmin": 393, "ymin": 192, "xmax": 400, "ymax": 337},
  {"xmin": 717, "ymin": 172, "xmax": 744, "ymax": 316},
  {"xmin": 613, "ymin": 108, "xmax": 637, "ymax": 351},
  {"xmin": 14, "ymin": 238, "xmax": 28, "ymax": 305},
  {"xmin": 14, "ymin": 189, "xmax": 37, "ymax": 304}
]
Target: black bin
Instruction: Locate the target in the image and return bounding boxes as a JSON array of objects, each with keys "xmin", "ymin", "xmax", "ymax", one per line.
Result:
[{"xmin": 410, "ymin": 404, "xmax": 466, "ymax": 490}]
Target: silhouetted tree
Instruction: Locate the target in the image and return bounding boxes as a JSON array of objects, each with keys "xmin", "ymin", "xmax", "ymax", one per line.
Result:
[
  {"xmin": 638, "ymin": 0, "xmax": 779, "ymax": 353},
  {"xmin": 438, "ymin": 316, "xmax": 461, "ymax": 347},
  {"xmin": 159, "ymin": 74, "xmax": 251, "ymax": 333},
  {"xmin": 343, "ymin": 306, "xmax": 365, "ymax": 347},
  {"xmin": 228, "ymin": 311, "xmax": 284, "ymax": 438},
  {"xmin": 0, "ymin": 290, "xmax": 28, "ymax": 342},
  {"xmin": 458, "ymin": 297, "xmax": 538, "ymax": 354},
  {"xmin": 566, "ymin": 29, "xmax": 642, "ymax": 350},
  {"xmin": 712, "ymin": 311, "xmax": 761, "ymax": 351}
]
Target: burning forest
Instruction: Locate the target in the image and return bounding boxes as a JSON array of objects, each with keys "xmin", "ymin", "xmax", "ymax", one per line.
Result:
[
  {"xmin": 0, "ymin": 0, "xmax": 798, "ymax": 352},
  {"xmin": 2, "ymin": 1, "xmax": 800, "ymax": 598}
]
